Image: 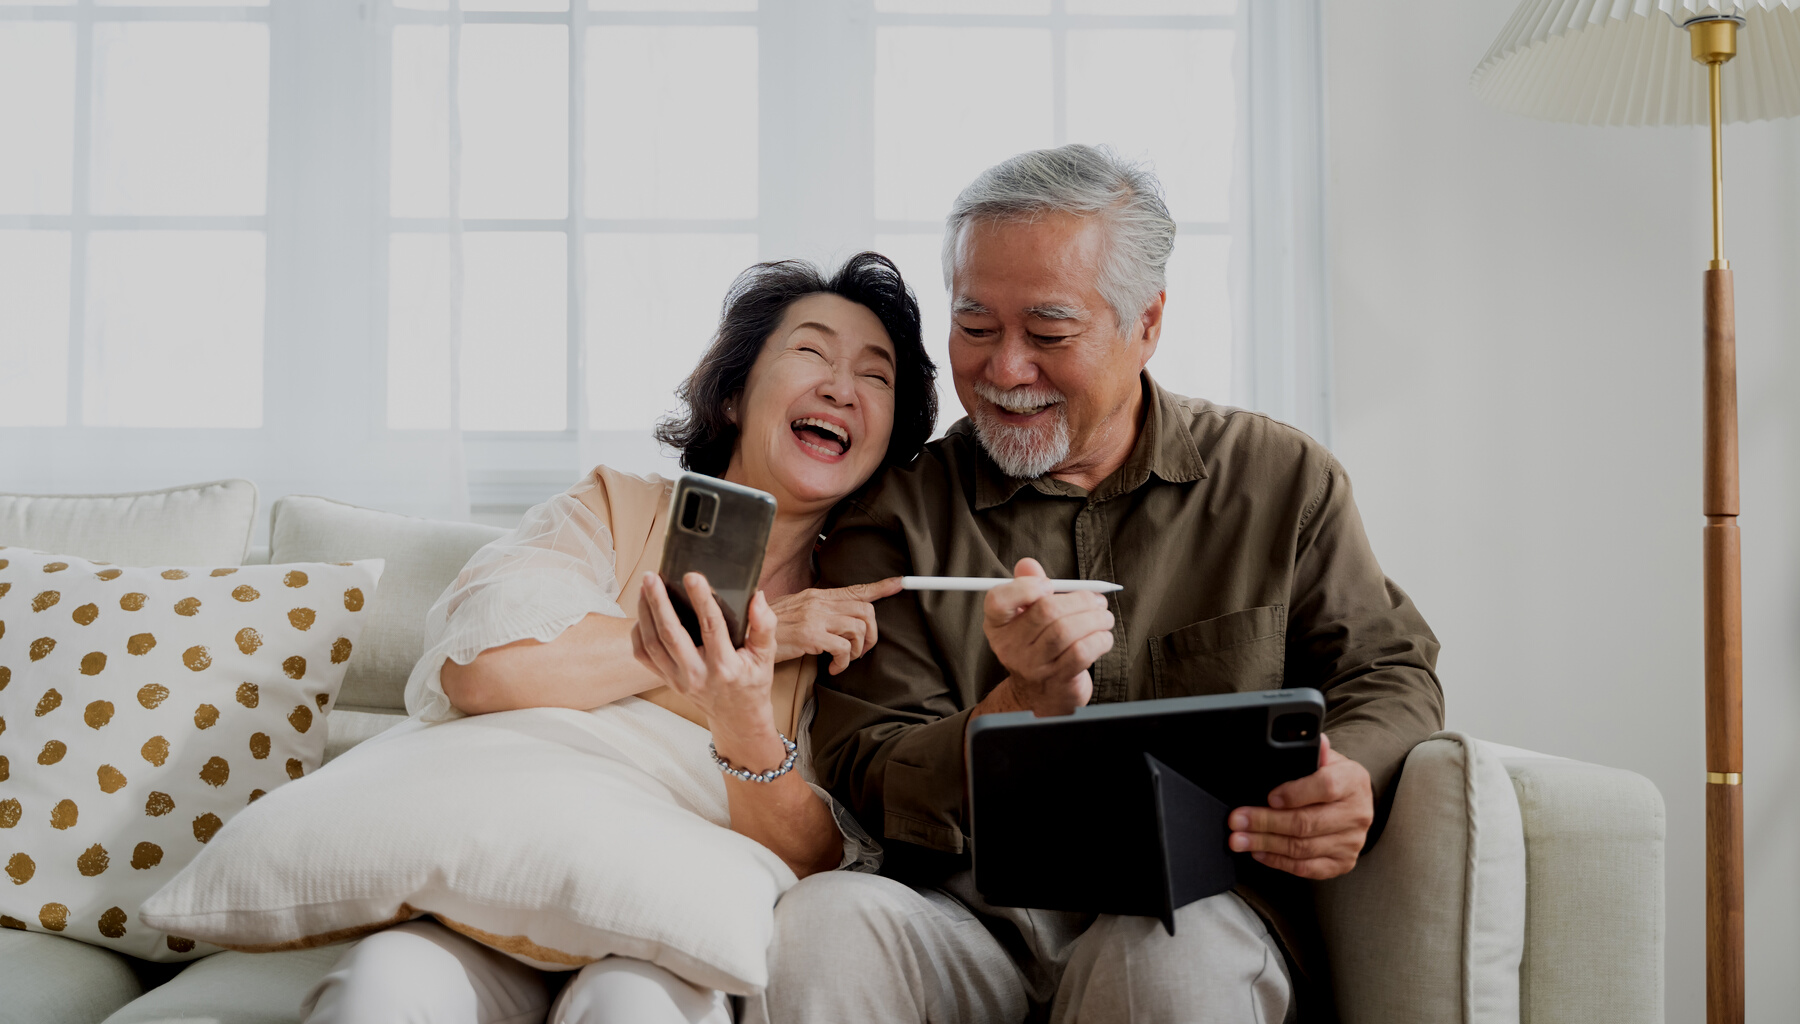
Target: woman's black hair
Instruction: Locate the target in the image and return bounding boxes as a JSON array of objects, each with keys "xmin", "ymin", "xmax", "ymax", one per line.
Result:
[{"xmin": 655, "ymin": 251, "xmax": 937, "ymax": 478}]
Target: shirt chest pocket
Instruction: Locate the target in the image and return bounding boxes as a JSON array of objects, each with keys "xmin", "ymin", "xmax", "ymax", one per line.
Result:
[{"xmin": 1148, "ymin": 605, "xmax": 1287, "ymax": 698}]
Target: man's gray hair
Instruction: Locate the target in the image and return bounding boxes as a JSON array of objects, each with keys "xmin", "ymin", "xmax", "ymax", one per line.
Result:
[{"xmin": 941, "ymin": 144, "xmax": 1176, "ymax": 332}]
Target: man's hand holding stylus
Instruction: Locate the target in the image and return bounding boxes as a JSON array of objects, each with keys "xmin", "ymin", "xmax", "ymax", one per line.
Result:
[{"xmin": 972, "ymin": 558, "xmax": 1113, "ymax": 719}]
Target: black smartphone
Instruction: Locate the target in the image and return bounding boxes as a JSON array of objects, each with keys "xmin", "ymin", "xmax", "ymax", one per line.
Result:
[{"xmin": 655, "ymin": 473, "xmax": 777, "ymax": 649}]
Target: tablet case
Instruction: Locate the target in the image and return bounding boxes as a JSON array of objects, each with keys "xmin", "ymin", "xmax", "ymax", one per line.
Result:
[
  {"xmin": 1146, "ymin": 753, "xmax": 1236, "ymax": 935},
  {"xmin": 966, "ymin": 689, "xmax": 1324, "ymax": 935}
]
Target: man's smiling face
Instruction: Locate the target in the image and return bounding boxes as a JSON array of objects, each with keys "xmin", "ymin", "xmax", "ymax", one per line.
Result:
[{"xmin": 947, "ymin": 211, "xmax": 1162, "ymax": 484}]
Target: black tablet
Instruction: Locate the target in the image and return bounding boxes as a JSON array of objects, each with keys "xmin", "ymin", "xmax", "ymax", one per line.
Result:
[{"xmin": 965, "ymin": 688, "xmax": 1324, "ymax": 933}]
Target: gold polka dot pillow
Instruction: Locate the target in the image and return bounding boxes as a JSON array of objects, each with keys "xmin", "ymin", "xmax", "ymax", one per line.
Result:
[{"xmin": 0, "ymin": 548, "xmax": 383, "ymax": 960}]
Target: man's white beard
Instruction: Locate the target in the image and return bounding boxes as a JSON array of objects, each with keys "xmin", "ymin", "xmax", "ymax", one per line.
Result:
[{"xmin": 969, "ymin": 381, "xmax": 1071, "ymax": 479}]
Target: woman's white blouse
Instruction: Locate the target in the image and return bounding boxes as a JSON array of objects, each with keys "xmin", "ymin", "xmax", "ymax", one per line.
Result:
[{"xmin": 403, "ymin": 465, "xmax": 881, "ymax": 873}]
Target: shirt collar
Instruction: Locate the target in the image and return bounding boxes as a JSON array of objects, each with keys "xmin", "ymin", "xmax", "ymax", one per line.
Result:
[{"xmin": 972, "ymin": 371, "xmax": 1207, "ymax": 510}]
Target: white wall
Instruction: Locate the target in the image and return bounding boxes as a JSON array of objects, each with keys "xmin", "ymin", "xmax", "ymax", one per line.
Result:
[{"xmin": 1323, "ymin": 2, "xmax": 1799, "ymax": 1019}]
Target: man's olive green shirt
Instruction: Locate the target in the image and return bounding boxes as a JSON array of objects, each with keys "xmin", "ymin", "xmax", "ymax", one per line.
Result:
[{"xmin": 813, "ymin": 374, "xmax": 1444, "ymax": 862}]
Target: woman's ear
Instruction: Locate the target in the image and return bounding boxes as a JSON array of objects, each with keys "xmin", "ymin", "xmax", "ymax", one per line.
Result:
[{"xmin": 724, "ymin": 391, "xmax": 742, "ymax": 425}]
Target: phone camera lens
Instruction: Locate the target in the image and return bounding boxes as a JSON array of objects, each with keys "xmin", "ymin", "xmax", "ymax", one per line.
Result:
[{"xmin": 679, "ymin": 490, "xmax": 720, "ymax": 534}]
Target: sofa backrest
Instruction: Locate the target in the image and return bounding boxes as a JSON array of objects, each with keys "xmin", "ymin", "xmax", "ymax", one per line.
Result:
[
  {"xmin": 269, "ymin": 495, "xmax": 506, "ymax": 714},
  {"xmin": 0, "ymin": 479, "xmax": 259, "ymax": 566}
]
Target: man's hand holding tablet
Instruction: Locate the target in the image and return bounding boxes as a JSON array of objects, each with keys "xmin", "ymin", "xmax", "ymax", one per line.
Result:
[{"xmin": 1228, "ymin": 733, "xmax": 1374, "ymax": 880}]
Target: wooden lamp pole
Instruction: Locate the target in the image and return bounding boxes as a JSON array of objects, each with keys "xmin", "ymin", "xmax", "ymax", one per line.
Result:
[
  {"xmin": 1689, "ymin": 15, "xmax": 1745, "ymax": 1024},
  {"xmin": 1473, "ymin": 6, "xmax": 1799, "ymax": 1018}
]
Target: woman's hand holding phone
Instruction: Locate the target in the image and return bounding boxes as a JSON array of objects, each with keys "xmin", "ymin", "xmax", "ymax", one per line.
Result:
[
  {"xmin": 632, "ymin": 571, "xmax": 784, "ymax": 765},
  {"xmin": 766, "ymin": 577, "xmax": 904, "ymax": 675}
]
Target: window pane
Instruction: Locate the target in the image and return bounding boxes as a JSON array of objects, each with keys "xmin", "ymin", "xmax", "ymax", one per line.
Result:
[
  {"xmin": 876, "ymin": 1, "xmax": 1047, "ymax": 11},
  {"xmin": 390, "ymin": 232, "xmax": 568, "ymax": 430},
  {"xmin": 592, "ymin": 0, "xmax": 754, "ymax": 10},
  {"xmin": 1068, "ymin": 0, "xmax": 1234, "ymax": 12},
  {"xmin": 875, "ymin": 28, "xmax": 1052, "ymax": 222},
  {"xmin": 1151, "ymin": 233, "xmax": 1230, "ymax": 402},
  {"xmin": 1067, "ymin": 29, "xmax": 1233, "ymax": 222},
  {"xmin": 391, "ymin": 0, "xmax": 568, "ymax": 10},
  {"xmin": 391, "ymin": 26, "xmax": 449, "ymax": 219},
  {"xmin": 387, "ymin": 233, "xmax": 452, "ymax": 430},
  {"xmin": 463, "ymin": 232, "xmax": 567, "ymax": 430},
  {"xmin": 586, "ymin": 233, "xmax": 758, "ymax": 431},
  {"xmin": 84, "ymin": 232, "xmax": 264, "ymax": 428},
  {"xmin": 98, "ymin": 0, "xmax": 268, "ymax": 6},
  {"xmin": 461, "ymin": 25, "xmax": 568, "ymax": 220},
  {"xmin": 872, "ymin": 232, "xmax": 956, "ymax": 432},
  {"xmin": 467, "ymin": 0, "xmax": 567, "ymax": 10},
  {"xmin": 89, "ymin": 23, "xmax": 268, "ymax": 216},
  {"xmin": 586, "ymin": 27, "xmax": 756, "ymax": 220},
  {"xmin": 0, "ymin": 24, "xmax": 74, "ymax": 215},
  {"xmin": 0, "ymin": 231, "xmax": 72, "ymax": 426}
]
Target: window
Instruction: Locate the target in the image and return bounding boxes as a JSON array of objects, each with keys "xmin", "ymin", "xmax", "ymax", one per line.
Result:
[
  {"xmin": 0, "ymin": 0, "xmax": 1326, "ymax": 526},
  {"xmin": 0, "ymin": 5, "xmax": 270, "ymax": 430}
]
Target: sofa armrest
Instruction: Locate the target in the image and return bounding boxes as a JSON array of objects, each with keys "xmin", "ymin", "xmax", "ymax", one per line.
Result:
[
  {"xmin": 1491, "ymin": 747, "xmax": 1665, "ymax": 1024},
  {"xmin": 1317, "ymin": 732, "xmax": 1526, "ymax": 1024},
  {"xmin": 1315, "ymin": 734, "xmax": 1665, "ymax": 1024}
]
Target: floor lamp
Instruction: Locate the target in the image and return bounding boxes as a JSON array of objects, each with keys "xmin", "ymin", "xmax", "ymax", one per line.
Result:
[{"xmin": 1471, "ymin": 2, "xmax": 1800, "ymax": 1021}]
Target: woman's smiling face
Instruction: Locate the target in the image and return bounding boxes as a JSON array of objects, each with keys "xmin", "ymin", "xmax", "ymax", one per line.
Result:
[{"xmin": 725, "ymin": 292, "xmax": 898, "ymax": 514}]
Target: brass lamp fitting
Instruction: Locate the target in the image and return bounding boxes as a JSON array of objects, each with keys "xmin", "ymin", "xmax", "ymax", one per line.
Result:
[
  {"xmin": 1687, "ymin": 15, "xmax": 1742, "ymax": 65},
  {"xmin": 1685, "ymin": 14, "xmax": 1743, "ymax": 268}
]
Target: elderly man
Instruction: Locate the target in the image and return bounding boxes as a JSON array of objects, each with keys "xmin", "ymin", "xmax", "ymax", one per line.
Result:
[{"xmin": 763, "ymin": 145, "xmax": 1442, "ymax": 1024}]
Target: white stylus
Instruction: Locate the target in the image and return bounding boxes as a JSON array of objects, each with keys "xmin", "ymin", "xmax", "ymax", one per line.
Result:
[{"xmin": 901, "ymin": 576, "xmax": 1123, "ymax": 594}]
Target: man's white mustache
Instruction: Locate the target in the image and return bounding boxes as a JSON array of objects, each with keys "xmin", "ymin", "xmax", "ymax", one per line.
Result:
[{"xmin": 973, "ymin": 382, "xmax": 1068, "ymax": 415}]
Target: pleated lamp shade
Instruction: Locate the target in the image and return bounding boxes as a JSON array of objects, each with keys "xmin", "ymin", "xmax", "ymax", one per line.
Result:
[{"xmin": 1473, "ymin": 0, "xmax": 1800, "ymax": 124}]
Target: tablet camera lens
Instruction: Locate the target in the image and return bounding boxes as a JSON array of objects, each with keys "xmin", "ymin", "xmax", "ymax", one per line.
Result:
[{"xmin": 1271, "ymin": 713, "xmax": 1317, "ymax": 744}]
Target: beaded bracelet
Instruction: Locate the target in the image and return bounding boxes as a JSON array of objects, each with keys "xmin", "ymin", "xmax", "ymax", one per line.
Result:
[{"xmin": 709, "ymin": 733, "xmax": 800, "ymax": 783}]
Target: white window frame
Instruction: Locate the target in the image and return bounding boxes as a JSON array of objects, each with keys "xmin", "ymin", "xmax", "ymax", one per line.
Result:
[
  {"xmin": 1242, "ymin": 0, "xmax": 1331, "ymax": 446},
  {"xmin": 0, "ymin": 0, "xmax": 1328, "ymax": 525},
  {"xmin": 457, "ymin": 0, "xmax": 1333, "ymax": 515}
]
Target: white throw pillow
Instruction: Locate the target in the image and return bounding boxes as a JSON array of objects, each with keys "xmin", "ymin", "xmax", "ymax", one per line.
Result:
[
  {"xmin": 0, "ymin": 548, "xmax": 384, "ymax": 960},
  {"xmin": 141, "ymin": 700, "xmax": 798, "ymax": 995},
  {"xmin": 0, "ymin": 480, "xmax": 259, "ymax": 567},
  {"xmin": 267, "ymin": 495, "xmax": 506, "ymax": 714}
]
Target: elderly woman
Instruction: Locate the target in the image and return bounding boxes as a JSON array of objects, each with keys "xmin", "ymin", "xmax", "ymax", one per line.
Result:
[{"xmin": 301, "ymin": 253, "xmax": 936, "ymax": 1024}]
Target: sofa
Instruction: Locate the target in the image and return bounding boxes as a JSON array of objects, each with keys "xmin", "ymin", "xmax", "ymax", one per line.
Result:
[{"xmin": 0, "ymin": 480, "xmax": 1667, "ymax": 1024}]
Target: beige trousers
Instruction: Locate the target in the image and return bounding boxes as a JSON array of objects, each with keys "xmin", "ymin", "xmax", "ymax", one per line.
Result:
[
  {"xmin": 299, "ymin": 920, "xmax": 732, "ymax": 1024},
  {"xmin": 749, "ymin": 871, "xmax": 1292, "ymax": 1024}
]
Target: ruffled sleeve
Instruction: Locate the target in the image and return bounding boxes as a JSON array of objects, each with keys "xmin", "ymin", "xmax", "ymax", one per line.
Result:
[{"xmin": 404, "ymin": 468, "xmax": 667, "ymax": 722}]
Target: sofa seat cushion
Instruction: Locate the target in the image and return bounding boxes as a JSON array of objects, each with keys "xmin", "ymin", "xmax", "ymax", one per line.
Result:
[
  {"xmin": 0, "ymin": 480, "xmax": 258, "ymax": 567},
  {"xmin": 100, "ymin": 945, "xmax": 344, "ymax": 1024},
  {"xmin": 268, "ymin": 496, "xmax": 505, "ymax": 714},
  {"xmin": 322, "ymin": 709, "xmax": 405, "ymax": 763},
  {"xmin": 0, "ymin": 928, "xmax": 142, "ymax": 1024}
]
